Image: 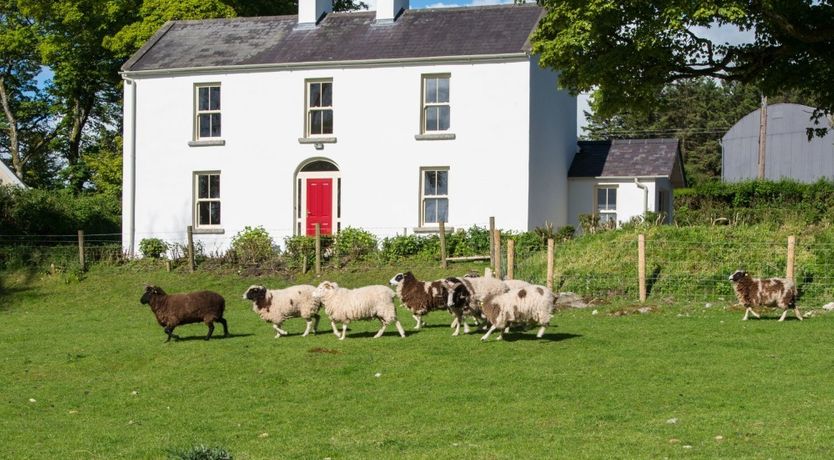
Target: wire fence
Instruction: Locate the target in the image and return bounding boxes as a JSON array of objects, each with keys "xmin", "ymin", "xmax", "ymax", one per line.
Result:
[{"xmin": 3, "ymin": 229, "xmax": 834, "ymax": 308}]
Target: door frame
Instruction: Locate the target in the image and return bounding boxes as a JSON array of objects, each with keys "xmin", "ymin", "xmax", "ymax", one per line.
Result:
[{"xmin": 294, "ymin": 158, "xmax": 340, "ymax": 236}]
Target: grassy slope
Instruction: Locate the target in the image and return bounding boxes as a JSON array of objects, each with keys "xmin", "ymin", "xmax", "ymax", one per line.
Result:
[{"xmin": 2, "ymin": 265, "xmax": 834, "ymax": 459}]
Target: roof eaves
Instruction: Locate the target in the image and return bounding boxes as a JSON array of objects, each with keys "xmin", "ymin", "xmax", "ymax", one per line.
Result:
[{"xmin": 121, "ymin": 21, "xmax": 176, "ymax": 72}]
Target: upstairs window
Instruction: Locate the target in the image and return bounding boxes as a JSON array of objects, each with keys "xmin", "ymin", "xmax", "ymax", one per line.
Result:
[
  {"xmin": 596, "ymin": 186, "xmax": 617, "ymax": 225},
  {"xmin": 195, "ymin": 172, "xmax": 221, "ymax": 228},
  {"xmin": 306, "ymin": 80, "xmax": 333, "ymax": 137},
  {"xmin": 421, "ymin": 168, "xmax": 449, "ymax": 226},
  {"xmin": 422, "ymin": 75, "xmax": 450, "ymax": 133},
  {"xmin": 195, "ymin": 84, "xmax": 221, "ymax": 139}
]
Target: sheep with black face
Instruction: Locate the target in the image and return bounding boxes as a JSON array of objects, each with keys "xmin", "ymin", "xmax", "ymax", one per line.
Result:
[
  {"xmin": 140, "ymin": 285, "xmax": 228, "ymax": 341},
  {"xmin": 729, "ymin": 270, "xmax": 803, "ymax": 321},
  {"xmin": 389, "ymin": 272, "xmax": 452, "ymax": 330},
  {"xmin": 243, "ymin": 284, "xmax": 320, "ymax": 338}
]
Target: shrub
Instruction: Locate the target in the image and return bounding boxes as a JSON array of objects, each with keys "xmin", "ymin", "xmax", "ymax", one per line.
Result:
[
  {"xmin": 230, "ymin": 226, "xmax": 275, "ymax": 264},
  {"xmin": 166, "ymin": 444, "xmax": 232, "ymax": 460},
  {"xmin": 335, "ymin": 227, "xmax": 378, "ymax": 261},
  {"xmin": 139, "ymin": 238, "xmax": 168, "ymax": 259},
  {"xmin": 0, "ymin": 185, "xmax": 120, "ymax": 235},
  {"xmin": 380, "ymin": 234, "xmax": 439, "ymax": 261}
]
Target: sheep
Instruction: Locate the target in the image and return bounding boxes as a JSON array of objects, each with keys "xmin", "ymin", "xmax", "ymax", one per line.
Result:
[
  {"xmin": 479, "ymin": 285, "xmax": 555, "ymax": 341},
  {"xmin": 243, "ymin": 284, "xmax": 320, "ymax": 338},
  {"xmin": 729, "ymin": 270, "xmax": 803, "ymax": 321},
  {"xmin": 312, "ymin": 281, "xmax": 406, "ymax": 340},
  {"xmin": 503, "ymin": 279, "xmax": 532, "ymax": 290},
  {"xmin": 389, "ymin": 272, "xmax": 452, "ymax": 330},
  {"xmin": 139, "ymin": 285, "xmax": 228, "ymax": 342},
  {"xmin": 444, "ymin": 275, "xmax": 509, "ymax": 335}
]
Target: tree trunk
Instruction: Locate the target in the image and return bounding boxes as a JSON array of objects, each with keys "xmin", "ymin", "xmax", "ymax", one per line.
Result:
[
  {"xmin": 66, "ymin": 98, "xmax": 91, "ymax": 166},
  {"xmin": 0, "ymin": 77, "xmax": 24, "ymax": 179}
]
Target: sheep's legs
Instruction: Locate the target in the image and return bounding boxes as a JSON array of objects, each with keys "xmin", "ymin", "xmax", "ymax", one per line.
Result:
[
  {"xmin": 217, "ymin": 317, "xmax": 229, "ymax": 336},
  {"xmin": 163, "ymin": 327, "xmax": 179, "ymax": 342},
  {"xmin": 373, "ymin": 320, "xmax": 388, "ymax": 338},
  {"xmin": 795, "ymin": 307, "xmax": 804, "ymax": 321},
  {"xmin": 536, "ymin": 325, "xmax": 547, "ymax": 338},
  {"xmin": 272, "ymin": 324, "xmax": 286, "ymax": 338},
  {"xmin": 205, "ymin": 322, "xmax": 215, "ymax": 340},
  {"xmin": 394, "ymin": 320, "xmax": 406, "ymax": 337},
  {"xmin": 330, "ymin": 321, "xmax": 341, "ymax": 338},
  {"xmin": 742, "ymin": 307, "xmax": 760, "ymax": 320},
  {"xmin": 412, "ymin": 314, "xmax": 422, "ymax": 330},
  {"xmin": 311, "ymin": 314, "xmax": 320, "ymax": 335},
  {"xmin": 340, "ymin": 323, "xmax": 349, "ymax": 340},
  {"xmin": 481, "ymin": 325, "xmax": 497, "ymax": 341},
  {"xmin": 302, "ymin": 319, "xmax": 314, "ymax": 337}
]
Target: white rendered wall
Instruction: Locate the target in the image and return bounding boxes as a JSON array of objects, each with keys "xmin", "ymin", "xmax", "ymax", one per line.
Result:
[
  {"xmin": 527, "ymin": 57, "xmax": 576, "ymax": 230},
  {"xmin": 123, "ymin": 59, "xmax": 541, "ymax": 253},
  {"xmin": 567, "ymin": 178, "xmax": 660, "ymax": 231}
]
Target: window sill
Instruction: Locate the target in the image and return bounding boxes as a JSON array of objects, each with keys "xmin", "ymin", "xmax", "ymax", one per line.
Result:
[
  {"xmin": 415, "ymin": 133, "xmax": 456, "ymax": 141},
  {"xmin": 413, "ymin": 226, "xmax": 455, "ymax": 234},
  {"xmin": 188, "ymin": 139, "xmax": 226, "ymax": 147},
  {"xmin": 192, "ymin": 228, "xmax": 225, "ymax": 235},
  {"xmin": 298, "ymin": 137, "xmax": 337, "ymax": 144}
]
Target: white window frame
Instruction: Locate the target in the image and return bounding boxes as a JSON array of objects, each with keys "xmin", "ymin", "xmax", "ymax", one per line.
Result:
[
  {"xmin": 595, "ymin": 185, "xmax": 618, "ymax": 226},
  {"xmin": 194, "ymin": 171, "xmax": 222, "ymax": 229},
  {"xmin": 421, "ymin": 74, "xmax": 450, "ymax": 133},
  {"xmin": 194, "ymin": 83, "xmax": 221, "ymax": 140},
  {"xmin": 305, "ymin": 79, "xmax": 334, "ymax": 137},
  {"xmin": 419, "ymin": 167, "xmax": 449, "ymax": 227}
]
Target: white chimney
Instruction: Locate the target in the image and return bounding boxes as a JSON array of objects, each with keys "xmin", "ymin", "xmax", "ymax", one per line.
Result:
[
  {"xmin": 298, "ymin": 0, "xmax": 332, "ymax": 27},
  {"xmin": 376, "ymin": 0, "xmax": 409, "ymax": 23}
]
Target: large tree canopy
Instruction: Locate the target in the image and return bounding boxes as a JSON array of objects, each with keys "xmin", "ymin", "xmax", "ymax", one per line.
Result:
[{"xmin": 533, "ymin": 1, "xmax": 834, "ymax": 122}]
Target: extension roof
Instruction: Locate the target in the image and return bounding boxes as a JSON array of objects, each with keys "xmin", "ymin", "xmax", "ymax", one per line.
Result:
[
  {"xmin": 122, "ymin": 4, "xmax": 544, "ymax": 73},
  {"xmin": 569, "ymin": 139, "xmax": 687, "ymax": 187}
]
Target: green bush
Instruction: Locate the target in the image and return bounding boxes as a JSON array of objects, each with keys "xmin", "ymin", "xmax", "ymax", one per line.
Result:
[
  {"xmin": 0, "ymin": 185, "xmax": 120, "ymax": 235},
  {"xmin": 335, "ymin": 227, "xmax": 378, "ymax": 261},
  {"xmin": 230, "ymin": 226, "xmax": 275, "ymax": 264},
  {"xmin": 380, "ymin": 234, "xmax": 439, "ymax": 261},
  {"xmin": 166, "ymin": 444, "xmax": 232, "ymax": 460},
  {"xmin": 139, "ymin": 238, "xmax": 168, "ymax": 259}
]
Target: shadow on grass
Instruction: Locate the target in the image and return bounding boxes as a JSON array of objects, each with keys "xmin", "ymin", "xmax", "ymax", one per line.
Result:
[
  {"xmin": 502, "ymin": 332, "xmax": 582, "ymax": 342},
  {"xmin": 168, "ymin": 332, "xmax": 255, "ymax": 342},
  {"xmin": 0, "ymin": 267, "xmax": 40, "ymax": 310},
  {"xmin": 341, "ymin": 330, "xmax": 417, "ymax": 339}
]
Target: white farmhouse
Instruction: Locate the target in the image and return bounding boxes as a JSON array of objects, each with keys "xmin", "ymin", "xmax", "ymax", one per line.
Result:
[{"xmin": 120, "ymin": 0, "xmax": 577, "ymax": 255}]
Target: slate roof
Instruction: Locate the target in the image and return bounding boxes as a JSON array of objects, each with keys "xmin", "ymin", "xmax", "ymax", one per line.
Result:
[
  {"xmin": 569, "ymin": 139, "xmax": 686, "ymax": 187},
  {"xmin": 122, "ymin": 4, "xmax": 544, "ymax": 72}
]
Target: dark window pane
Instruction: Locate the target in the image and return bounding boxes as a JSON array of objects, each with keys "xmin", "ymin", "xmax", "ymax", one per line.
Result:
[
  {"xmin": 608, "ymin": 189, "xmax": 617, "ymax": 207},
  {"xmin": 210, "ymin": 113, "xmax": 221, "ymax": 137},
  {"xmin": 198, "ymin": 175, "xmax": 208, "ymax": 198},
  {"xmin": 438, "ymin": 106, "xmax": 450, "ymax": 131},
  {"xmin": 199, "ymin": 87, "xmax": 209, "ymax": 111},
  {"xmin": 436, "ymin": 171, "xmax": 448, "ymax": 195},
  {"xmin": 424, "ymin": 199, "xmax": 437, "ymax": 223},
  {"xmin": 437, "ymin": 78, "xmax": 449, "ymax": 103},
  {"xmin": 437, "ymin": 198, "xmax": 448, "ymax": 222},
  {"xmin": 199, "ymin": 114, "xmax": 211, "ymax": 138},
  {"xmin": 597, "ymin": 189, "xmax": 606, "ymax": 211},
  {"xmin": 310, "ymin": 83, "xmax": 321, "ymax": 107},
  {"xmin": 199, "ymin": 202, "xmax": 210, "ymax": 225},
  {"xmin": 209, "ymin": 175, "xmax": 220, "ymax": 198},
  {"xmin": 425, "ymin": 78, "xmax": 437, "ymax": 103},
  {"xmin": 425, "ymin": 107, "xmax": 437, "ymax": 132},
  {"xmin": 310, "ymin": 111, "xmax": 322, "ymax": 135},
  {"xmin": 210, "ymin": 201, "xmax": 221, "ymax": 225},
  {"xmin": 209, "ymin": 86, "xmax": 220, "ymax": 110},
  {"xmin": 322, "ymin": 83, "xmax": 332, "ymax": 107},
  {"xmin": 322, "ymin": 110, "xmax": 333, "ymax": 134},
  {"xmin": 424, "ymin": 170, "xmax": 436, "ymax": 195}
]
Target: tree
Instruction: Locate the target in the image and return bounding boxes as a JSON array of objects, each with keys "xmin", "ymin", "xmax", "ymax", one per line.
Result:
[{"xmin": 533, "ymin": 1, "xmax": 834, "ymax": 124}]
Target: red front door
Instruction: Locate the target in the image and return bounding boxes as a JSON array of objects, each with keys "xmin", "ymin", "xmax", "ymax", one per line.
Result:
[{"xmin": 306, "ymin": 178, "xmax": 333, "ymax": 236}]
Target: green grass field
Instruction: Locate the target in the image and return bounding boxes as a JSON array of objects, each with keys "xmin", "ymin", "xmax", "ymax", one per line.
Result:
[{"xmin": 2, "ymin": 265, "xmax": 834, "ymax": 459}]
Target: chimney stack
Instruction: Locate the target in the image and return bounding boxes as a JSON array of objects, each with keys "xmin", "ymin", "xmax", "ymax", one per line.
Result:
[
  {"xmin": 298, "ymin": 0, "xmax": 332, "ymax": 27},
  {"xmin": 376, "ymin": 0, "xmax": 409, "ymax": 23}
]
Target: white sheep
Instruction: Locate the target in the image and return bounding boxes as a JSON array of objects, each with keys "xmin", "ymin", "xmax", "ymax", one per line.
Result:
[
  {"xmin": 503, "ymin": 279, "xmax": 532, "ymax": 290},
  {"xmin": 444, "ymin": 275, "xmax": 509, "ymax": 335},
  {"xmin": 479, "ymin": 285, "xmax": 555, "ymax": 341},
  {"xmin": 243, "ymin": 285, "xmax": 320, "ymax": 338},
  {"xmin": 312, "ymin": 281, "xmax": 406, "ymax": 340}
]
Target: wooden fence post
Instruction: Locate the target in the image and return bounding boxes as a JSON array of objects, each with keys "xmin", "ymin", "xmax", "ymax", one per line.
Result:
[
  {"xmin": 439, "ymin": 221, "xmax": 447, "ymax": 269},
  {"xmin": 489, "ymin": 216, "xmax": 496, "ymax": 269},
  {"xmin": 506, "ymin": 239, "xmax": 515, "ymax": 280},
  {"xmin": 77, "ymin": 230, "xmax": 86, "ymax": 272},
  {"xmin": 638, "ymin": 234, "xmax": 646, "ymax": 303},
  {"xmin": 187, "ymin": 225, "xmax": 195, "ymax": 273},
  {"xmin": 546, "ymin": 238, "xmax": 554, "ymax": 290},
  {"xmin": 787, "ymin": 235, "xmax": 796, "ymax": 282},
  {"xmin": 315, "ymin": 223, "xmax": 321, "ymax": 275},
  {"xmin": 494, "ymin": 229, "xmax": 502, "ymax": 279}
]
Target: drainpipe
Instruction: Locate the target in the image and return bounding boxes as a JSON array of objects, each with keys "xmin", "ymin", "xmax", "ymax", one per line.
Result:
[
  {"xmin": 124, "ymin": 77, "xmax": 137, "ymax": 257},
  {"xmin": 634, "ymin": 177, "xmax": 648, "ymax": 217}
]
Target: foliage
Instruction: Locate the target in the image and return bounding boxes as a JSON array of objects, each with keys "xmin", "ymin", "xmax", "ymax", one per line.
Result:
[
  {"xmin": 138, "ymin": 238, "xmax": 168, "ymax": 259},
  {"xmin": 166, "ymin": 445, "xmax": 232, "ymax": 460},
  {"xmin": 445, "ymin": 225, "xmax": 491, "ymax": 257},
  {"xmin": 229, "ymin": 226, "xmax": 275, "ymax": 264},
  {"xmin": 0, "ymin": 184, "xmax": 120, "ymax": 235},
  {"xmin": 533, "ymin": 1, "xmax": 834, "ymax": 125},
  {"xmin": 334, "ymin": 227, "xmax": 378, "ymax": 261},
  {"xmin": 380, "ymin": 234, "xmax": 439, "ymax": 262}
]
